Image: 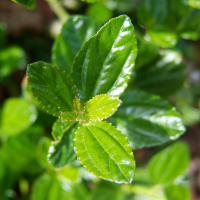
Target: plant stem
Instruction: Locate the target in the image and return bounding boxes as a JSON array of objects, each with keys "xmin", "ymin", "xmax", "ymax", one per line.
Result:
[{"xmin": 46, "ymin": 0, "xmax": 69, "ymax": 23}]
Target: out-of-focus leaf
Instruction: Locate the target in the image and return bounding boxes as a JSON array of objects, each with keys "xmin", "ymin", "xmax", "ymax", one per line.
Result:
[
  {"xmin": 132, "ymin": 51, "xmax": 186, "ymax": 97},
  {"xmin": 0, "ymin": 23, "xmax": 7, "ymax": 48},
  {"xmin": 48, "ymin": 123, "xmax": 78, "ymax": 168},
  {"xmin": 75, "ymin": 121, "xmax": 135, "ymax": 183},
  {"xmin": 148, "ymin": 142, "xmax": 190, "ymax": 185},
  {"xmin": 27, "ymin": 61, "xmax": 77, "ymax": 117},
  {"xmin": 145, "ymin": 31, "xmax": 178, "ymax": 48},
  {"xmin": 89, "ymin": 180, "xmax": 124, "ymax": 200},
  {"xmin": 113, "ymin": 90, "xmax": 185, "ymax": 149},
  {"xmin": 36, "ymin": 137, "xmax": 52, "ymax": 168},
  {"xmin": 183, "ymin": 0, "xmax": 200, "ymax": 9},
  {"xmin": 52, "ymin": 15, "xmax": 97, "ymax": 74},
  {"xmin": 81, "ymin": 0, "xmax": 101, "ymax": 2},
  {"xmin": 12, "ymin": 0, "xmax": 36, "ymax": 9},
  {"xmin": 3, "ymin": 126, "xmax": 43, "ymax": 173},
  {"xmin": 136, "ymin": 36, "xmax": 159, "ymax": 68},
  {"xmin": 86, "ymin": 2, "xmax": 113, "ymax": 25},
  {"xmin": 0, "ymin": 46, "xmax": 26, "ymax": 78},
  {"xmin": 84, "ymin": 94, "xmax": 121, "ymax": 121},
  {"xmin": 165, "ymin": 183, "xmax": 190, "ymax": 200},
  {"xmin": 0, "ymin": 98, "xmax": 38, "ymax": 136},
  {"xmin": 31, "ymin": 173, "xmax": 87, "ymax": 200},
  {"xmin": 72, "ymin": 15, "xmax": 137, "ymax": 101}
]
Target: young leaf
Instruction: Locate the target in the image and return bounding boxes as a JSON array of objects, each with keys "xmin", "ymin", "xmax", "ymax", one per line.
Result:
[
  {"xmin": 52, "ymin": 118, "xmax": 74, "ymax": 141},
  {"xmin": 52, "ymin": 16, "xmax": 97, "ymax": 74},
  {"xmin": 113, "ymin": 90, "xmax": 185, "ymax": 149},
  {"xmin": 61, "ymin": 112, "xmax": 78, "ymax": 121},
  {"xmin": 48, "ymin": 123, "xmax": 79, "ymax": 168},
  {"xmin": 27, "ymin": 61, "xmax": 77, "ymax": 117},
  {"xmin": 0, "ymin": 98, "xmax": 38, "ymax": 136},
  {"xmin": 72, "ymin": 15, "xmax": 137, "ymax": 101},
  {"xmin": 148, "ymin": 142, "xmax": 190, "ymax": 185},
  {"xmin": 73, "ymin": 97, "xmax": 81, "ymax": 111},
  {"xmin": 74, "ymin": 121, "xmax": 135, "ymax": 183},
  {"xmin": 84, "ymin": 94, "xmax": 121, "ymax": 121},
  {"xmin": 12, "ymin": 0, "xmax": 36, "ymax": 9}
]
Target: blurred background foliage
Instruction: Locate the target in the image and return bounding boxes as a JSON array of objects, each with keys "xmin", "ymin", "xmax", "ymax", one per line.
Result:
[{"xmin": 0, "ymin": 0, "xmax": 200, "ymax": 199}]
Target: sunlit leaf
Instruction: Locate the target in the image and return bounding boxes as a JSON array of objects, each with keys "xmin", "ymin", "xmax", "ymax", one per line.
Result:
[{"xmin": 12, "ymin": 0, "xmax": 36, "ymax": 9}]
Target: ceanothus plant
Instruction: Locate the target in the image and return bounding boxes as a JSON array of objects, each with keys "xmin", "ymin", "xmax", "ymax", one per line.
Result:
[{"xmin": 27, "ymin": 14, "xmax": 185, "ymax": 184}]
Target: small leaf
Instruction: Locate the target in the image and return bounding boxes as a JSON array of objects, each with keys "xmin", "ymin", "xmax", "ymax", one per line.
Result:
[
  {"xmin": 165, "ymin": 183, "xmax": 191, "ymax": 200},
  {"xmin": 48, "ymin": 123, "xmax": 78, "ymax": 168},
  {"xmin": 0, "ymin": 98, "xmax": 38, "ymax": 136},
  {"xmin": 52, "ymin": 15, "xmax": 97, "ymax": 74},
  {"xmin": 72, "ymin": 15, "xmax": 137, "ymax": 101},
  {"xmin": 0, "ymin": 46, "xmax": 26, "ymax": 78},
  {"xmin": 81, "ymin": 0, "xmax": 101, "ymax": 2},
  {"xmin": 73, "ymin": 97, "xmax": 81, "ymax": 111},
  {"xmin": 84, "ymin": 94, "xmax": 121, "ymax": 121},
  {"xmin": 148, "ymin": 142, "xmax": 190, "ymax": 185},
  {"xmin": 113, "ymin": 90, "xmax": 185, "ymax": 149},
  {"xmin": 12, "ymin": 0, "xmax": 36, "ymax": 9},
  {"xmin": 61, "ymin": 112, "xmax": 78, "ymax": 121},
  {"xmin": 27, "ymin": 61, "xmax": 77, "ymax": 117},
  {"xmin": 52, "ymin": 118, "xmax": 74, "ymax": 141},
  {"xmin": 75, "ymin": 121, "xmax": 135, "ymax": 183}
]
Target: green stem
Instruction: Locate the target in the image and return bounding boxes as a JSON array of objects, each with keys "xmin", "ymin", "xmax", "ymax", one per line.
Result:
[{"xmin": 46, "ymin": 0, "xmax": 69, "ymax": 23}]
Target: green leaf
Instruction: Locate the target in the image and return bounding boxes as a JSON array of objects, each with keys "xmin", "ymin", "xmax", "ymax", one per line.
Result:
[
  {"xmin": 31, "ymin": 173, "xmax": 87, "ymax": 200},
  {"xmin": 0, "ymin": 46, "xmax": 26, "ymax": 78},
  {"xmin": 0, "ymin": 23, "xmax": 7, "ymax": 48},
  {"xmin": 61, "ymin": 112, "xmax": 78, "ymax": 121},
  {"xmin": 145, "ymin": 31, "xmax": 178, "ymax": 48},
  {"xmin": 84, "ymin": 94, "xmax": 121, "ymax": 121},
  {"xmin": 183, "ymin": 0, "xmax": 200, "ymax": 9},
  {"xmin": 89, "ymin": 180, "xmax": 124, "ymax": 200},
  {"xmin": 165, "ymin": 183, "xmax": 191, "ymax": 200},
  {"xmin": 0, "ymin": 98, "xmax": 38, "ymax": 136},
  {"xmin": 52, "ymin": 16, "xmax": 97, "ymax": 74},
  {"xmin": 113, "ymin": 90, "xmax": 185, "ymax": 149},
  {"xmin": 48, "ymin": 123, "xmax": 78, "ymax": 168},
  {"xmin": 148, "ymin": 142, "xmax": 190, "ymax": 185},
  {"xmin": 73, "ymin": 97, "xmax": 81, "ymax": 111},
  {"xmin": 12, "ymin": 0, "xmax": 36, "ymax": 9},
  {"xmin": 74, "ymin": 121, "xmax": 135, "ymax": 183},
  {"xmin": 132, "ymin": 50, "xmax": 186, "ymax": 97},
  {"xmin": 3, "ymin": 126, "xmax": 43, "ymax": 173},
  {"xmin": 52, "ymin": 118, "xmax": 74, "ymax": 141},
  {"xmin": 27, "ymin": 61, "xmax": 77, "ymax": 117},
  {"xmin": 72, "ymin": 15, "xmax": 137, "ymax": 101}
]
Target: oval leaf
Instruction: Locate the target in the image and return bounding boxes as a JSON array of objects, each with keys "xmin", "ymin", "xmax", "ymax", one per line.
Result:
[
  {"xmin": 52, "ymin": 15, "xmax": 97, "ymax": 74},
  {"xmin": 12, "ymin": 0, "xmax": 36, "ymax": 9},
  {"xmin": 113, "ymin": 90, "xmax": 185, "ymax": 149},
  {"xmin": 84, "ymin": 94, "xmax": 121, "ymax": 121},
  {"xmin": 0, "ymin": 98, "xmax": 38, "ymax": 136},
  {"xmin": 74, "ymin": 121, "xmax": 135, "ymax": 183},
  {"xmin": 27, "ymin": 61, "xmax": 77, "ymax": 117},
  {"xmin": 72, "ymin": 15, "xmax": 137, "ymax": 101},
  {"xmin": 148, "ymin": 142, "xmax": 190, "ymax": 185}
]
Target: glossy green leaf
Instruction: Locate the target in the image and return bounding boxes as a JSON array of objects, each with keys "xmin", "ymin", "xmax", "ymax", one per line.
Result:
[
  {"xmin": 52, "ymin": 118, "xmax": 74, "ymax": 141},
  {"xmin": 27, "ymin": 61, "xmax": 77, "ymax": 117},
  {"xmin": 12, "ymin": 0, "xmax": 36, "ymax": 9},
  {"xmin": 48, "ymin": 123, "xmax": 78, "ymax": 168},
  {"xmin": 74, "ymin": 121, "xmax": 135, "ymax": 183},
  {"xmin": 89, "ymin": 180, "xmax": 124, "ymax": 200},
  {"xmin": 3, "ymin": 126, "xmax": 43, "ymax": 173},
  {"xmin": 132, "ymin": 51, "xmax": 186, "ymax": 97},
  {"xmin": 31, "ymin": 173, "xmax": 87, "ymax": 200},
  {"xmin": 0, "ymin": 98, "xmax": 38, "ymax": 136},
  {"xmin": 0, "ymin": 46, "xmax": 26, "ymax": 78},
  {"xmin": 165, "ymin": 183, "xmax": 190, "ymax": 200},
  {"xmin": 145, "ymin": 31, "xmax": 178, "ymax": 48},
  {"xmin": 84, "ymin": 94, "xmax": 121, "ymax": 121},
  {"xmin": 72, "ymin": 15, "xmax": 137, "ymax": 101},
  {"xmin": 113, "ymin": 90, "xmax": 185, "ymax": 149},
  {"xmin": 148, "ymin": 142, "xmax": 190, "ymax": 185},
  {"xmin": 52, "ymin": 16, "xmax": 97, "ymax": 74}
]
